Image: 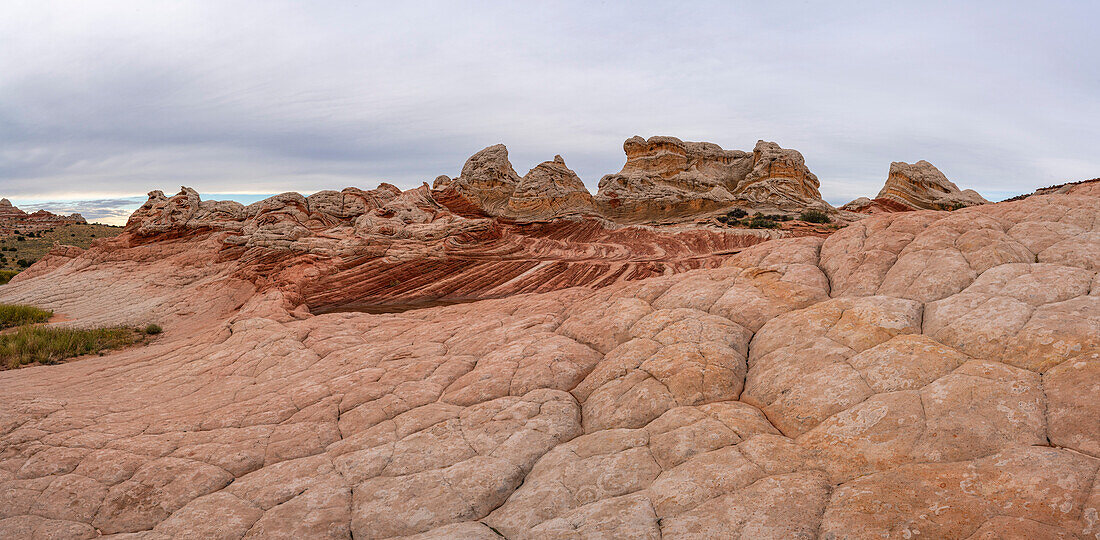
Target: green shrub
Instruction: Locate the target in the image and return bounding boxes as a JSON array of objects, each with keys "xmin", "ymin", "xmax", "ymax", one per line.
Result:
[
  {"xmin": 798, "ymin": 210, "xmax": 832, "ymax": 224},
  {"xmin": 757, "ymin": 213, "xmax": 792, "ymax": 222},
  {"xmin": 0, "ymin": 326, "xmax": 138, "ymax": 369},
  {"xmin": 744, "ymin": 215, "xmax": 780, "ymax": 229},
  {"xmin": 0, "ymin": 270, "xmax": 19, "ymax": 285},
  {"xmin": 143, "ymin": 323, "xmax": 163, "ymax": 335},
  {"xmin": 726, "ymin": 208, "xmax": 748, "ymax": 219},
  {"xmin": 0, "ymin": 304, "xmax": 52, "ymax": 329}
]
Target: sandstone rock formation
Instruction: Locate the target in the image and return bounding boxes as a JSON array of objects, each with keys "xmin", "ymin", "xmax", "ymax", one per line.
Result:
[
  {"xmin": 838, "ymin": 196, "xmax": 915, "ymax": 214},
  {"xmin": 434, "ymin": 147, "xmax": 596, "ymax": 221},
  {"xmin": 0, "ymin": 178, "xmax": 1097, "ymax": 538},
  {"xmin": 0, "ymin": 198, "xmax": 85, "ymax": 234},
  {"xmin": 118, "ymin": 185, "xmax": 780, "ymax": 315},
  {"xmin": 0, "ymin": 199, "xmax": 25, "ymax": 222},
  {"xmin": 596, "ymin": 137, "xmax": 828, "ymax": 220},
  {"xmin": 438, "ymin": 137, "xmax": 831, "ymax": 223},
  {"xmin": 1005, "ymin": 177, "xmax": 1100, "ymax": 201},
  {"xmin": 874, "ymin": 160, "xmax": 989, "ymax": 210},
  {"xmin": 508, "ymin": 156, "xmax": 596, "ymax": 219}
]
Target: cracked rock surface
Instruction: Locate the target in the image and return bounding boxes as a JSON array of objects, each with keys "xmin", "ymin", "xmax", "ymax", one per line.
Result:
[{"xmin": 1, "ymin": 188, "xmax": 1098, "ymax": 538}]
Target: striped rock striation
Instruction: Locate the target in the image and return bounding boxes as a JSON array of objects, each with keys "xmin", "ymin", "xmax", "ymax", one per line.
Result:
[
  {"xmin": 0, "ymin": 176, "xmax": 1098, "ymax": 538},
  {"xmin": 117, "ymin": 184, "xmax": 778, "ymax": 314}
]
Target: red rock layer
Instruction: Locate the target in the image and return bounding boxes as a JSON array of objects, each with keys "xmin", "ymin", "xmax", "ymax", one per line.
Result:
[
  {"xmin": 111, "ymin": 186, "xmax": 781, "ymax": 314},
  {"xmin": 297, "ymin": 218, "xmax": 764, "ymax": 313},
  {"xmin": 841, "ymin": 196, "xmax": 916, "ymax": 214}
]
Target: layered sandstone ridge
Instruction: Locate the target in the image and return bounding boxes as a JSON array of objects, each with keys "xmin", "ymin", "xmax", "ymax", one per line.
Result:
[
  {"xmin": 1006, "ymin": 177, "xmax": 1100, "ymax": 201},
  {"xmin": 874, "ymin": 160, "xmax": 989, "ymax": 210},
  {"xmin": 437, "ymin": 136, "xmax": 831, "ymax": 223},
  {"xmin": 122, "ymin": 184, "xmax": 774, "ymax": 315},
  {"xmin": 1, "ymin": 182, "xmax": 1097, "ymax": 538}
]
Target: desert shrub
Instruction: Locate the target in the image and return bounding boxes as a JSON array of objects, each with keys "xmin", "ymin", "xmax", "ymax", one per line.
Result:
[
  {"xmin": 143, "ymin": 323, "xmax": 163, "ymax": 335},
  {"xmin": 799, "ymin": 210, "xmax": 832, "ymax": 224},
  {"xmin": 757, "ymin": 213, "xmax": 792, "ymax": 222},
  {"xmin": 0, "ymin": 326, "xmax": 137, "ymax": 369},
  {"xmin": 726, "ymin": 208, "xmax": 748, "ymax": 219},
  {"xmin": 16, "ymin": 259, "xmax": 31, "ymax": 268},
  {"xmin": 0, "ymin": 303, "xmax": 52, "ymax": 329},
  {"xmin": 16, "ymin": 236, "xmax": 25, "ymax": 242},
  {"xmin": 744, "ymin": 215, "xmax": 780, "ymax": 229},
  {"xmin": 0, "ymin": 271, "xmax": 19, "ymax": 285}
]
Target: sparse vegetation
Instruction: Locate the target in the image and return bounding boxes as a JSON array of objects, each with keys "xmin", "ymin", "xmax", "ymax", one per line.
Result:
[
  {"xmin": 0, "ymin": 303, "xmax": 52, "ymax": 329},
  {"xmin": 0, "ymin": 223, "xmax": 123, "ymax": 272},
  {"xmin": 798, "ymin": 210, "xmax": 832, "ymax": 224},
  {"xmin": 0, "ymin": 270, "xmax": 16, "ymax": 284},
  {"xmin": 0, "ymin": 302, "xmax": 159, "ymax": 369},
  {"xmin": 0, "ymin": 326, "xmax": 140, "ymax": 369},
  {"xmin": 743, "ymin": 215, "xmax": 781, "ymax": 229},
  {"xmin": 718, "ymin": 211, "xmax": 786, "ymax": 229}
]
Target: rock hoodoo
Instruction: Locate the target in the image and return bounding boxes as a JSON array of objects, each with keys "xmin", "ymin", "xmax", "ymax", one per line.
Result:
[
  {"xmin": 438, "ymin": 136, "xmax": 831, "ymax": 223},
  {"xmin": 595, "ymin": 137, "xmax": 828, "ymax": 220},
  {"xmin": 508, "ymin": 156, "xmax": 596, "ymax": 220},
  {"xmin": 874, "ymin": 160, "xmax": 989, "ymax": 210}
]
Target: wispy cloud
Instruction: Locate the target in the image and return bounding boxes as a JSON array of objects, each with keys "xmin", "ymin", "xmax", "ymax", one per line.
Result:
[{"xmin": 1, "ymin": 1, "xmax": 1097, "ymax": 204}]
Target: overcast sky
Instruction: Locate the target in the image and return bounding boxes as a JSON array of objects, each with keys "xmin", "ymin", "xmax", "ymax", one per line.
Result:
[{"xmin": 2, "ymin": 1, "xmax": 1098, "ymax": 224}]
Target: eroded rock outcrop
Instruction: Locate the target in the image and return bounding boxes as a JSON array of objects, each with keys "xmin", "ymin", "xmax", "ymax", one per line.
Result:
[
  {"xmin": 0, "ymin": 179, "xmax": 1097, "ymax": 538},
  {"xmin": 874, "ymin": 160, "xmax": 989, "ymax": 210},
  {"xmin": 508, "ymin": 156, "xmax": 596, "ymax": 219},
  {"xmin": 439, "ymin": 137, "xmax": 831, "ymax": 223},
  {"xmin": 595, "ymin": 137, "xmax": 828, "ymax": 221},
  {"xmin": 117, "ymin": 185, "xmax": 779, "ymax": 314},
  {"xmin": 838, "ymin": 196, "xmax": 915, "ymax": 214}
]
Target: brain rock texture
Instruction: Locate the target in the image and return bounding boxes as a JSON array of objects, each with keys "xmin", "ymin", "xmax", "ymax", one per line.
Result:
[{"xmin": 0, "ymin": 185, "xmax": 1098, "ymax": 539}]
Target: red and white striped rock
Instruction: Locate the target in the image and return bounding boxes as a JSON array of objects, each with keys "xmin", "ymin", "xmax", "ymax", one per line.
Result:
[{"xmin": 0, "ymin": 183, "xmax": 1097, "ymax": 538}]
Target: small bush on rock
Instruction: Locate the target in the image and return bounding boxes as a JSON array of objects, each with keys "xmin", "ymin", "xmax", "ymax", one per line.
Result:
[
  {"xmin": 744, "ymin": 215, "xmax": 781, "ymax": 229},
  {"xmin": 799, "ymin": 210, "xmax": 832, "ymax": 224}
]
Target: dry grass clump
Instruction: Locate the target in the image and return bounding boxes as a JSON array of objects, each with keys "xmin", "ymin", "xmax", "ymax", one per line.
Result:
[
  {"xmin": 0, "ymin": 326, "xmax": 140, "ymax": 369},
  {"xmin": 0, "ymin": 303, "xmax": 162, "ymax": 369},
  {"xmin": 0, "ymin": 270, "xmax": 18, "ymax": 285},
  {"xmin": 0, "ymin": 303, "xmax": 52, "ymax": 329}
]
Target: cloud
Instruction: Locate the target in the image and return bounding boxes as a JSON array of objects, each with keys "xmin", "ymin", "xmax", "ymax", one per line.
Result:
[{"xmin": 0, "ymin": 1, "xmax": 1097, "ymax": 205}]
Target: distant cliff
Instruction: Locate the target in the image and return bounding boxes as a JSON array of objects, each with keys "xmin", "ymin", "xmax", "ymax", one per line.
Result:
[{"xmin": 0, "ymin": 198, "xmax": 86, "ymax": 234}]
